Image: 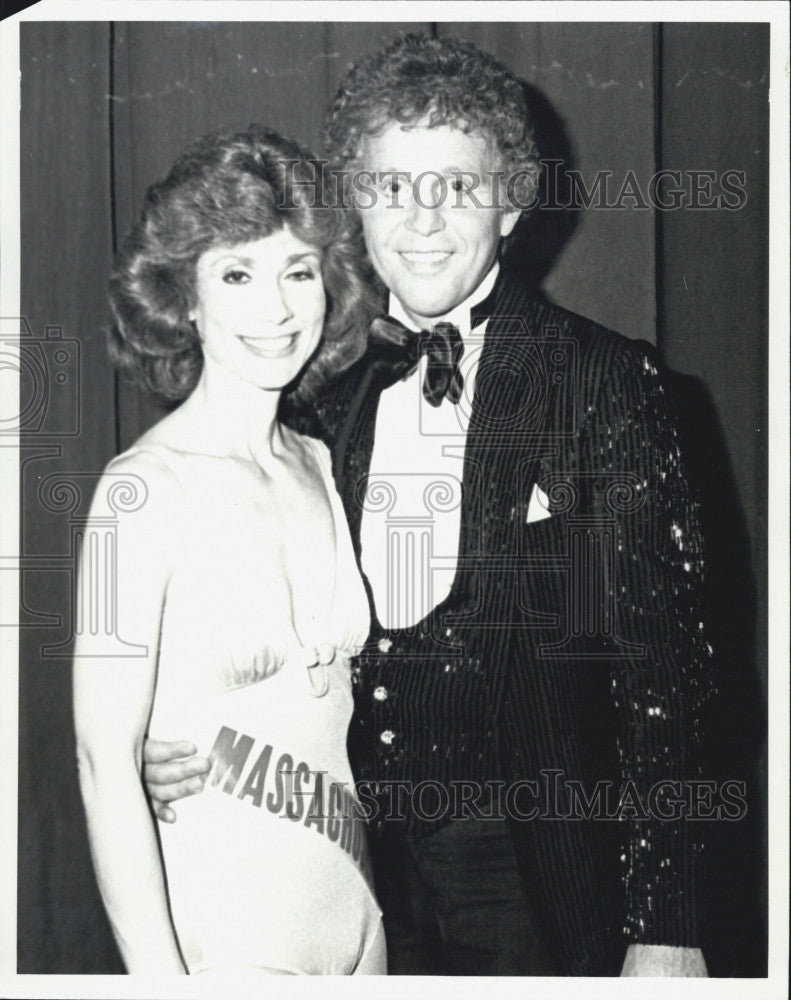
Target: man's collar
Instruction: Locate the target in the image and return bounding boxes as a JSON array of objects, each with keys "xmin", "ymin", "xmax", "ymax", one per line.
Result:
[{"xmin": 388, "ymin": 263, "xmax": 500, "ymax": 339}]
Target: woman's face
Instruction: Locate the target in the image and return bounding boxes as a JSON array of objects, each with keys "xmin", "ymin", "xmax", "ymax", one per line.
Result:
[{"xmin": 189, "ymin": 227, "xmax": 326, "ymax": 391}]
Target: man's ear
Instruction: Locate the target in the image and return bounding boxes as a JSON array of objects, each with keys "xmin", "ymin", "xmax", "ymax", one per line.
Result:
[{"xmin": 499, "ymin": 206, "xmax": 522, "ymax": 238}]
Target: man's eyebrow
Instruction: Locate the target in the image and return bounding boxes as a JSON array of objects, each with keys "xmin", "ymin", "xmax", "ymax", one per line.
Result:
[{"xmin": 375, "ymin": 166, "xmax": 486, "ymax": 177}]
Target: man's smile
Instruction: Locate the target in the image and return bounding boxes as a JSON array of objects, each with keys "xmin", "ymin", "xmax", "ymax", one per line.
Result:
[{"xmin": 397, "ymin": 250, "xmax": 454, "ymax": 271}]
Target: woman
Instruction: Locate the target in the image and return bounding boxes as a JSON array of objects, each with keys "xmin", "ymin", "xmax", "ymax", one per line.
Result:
[{"xmin": 73, "ymin": 127, "xmax": 385, "ymax": 976}]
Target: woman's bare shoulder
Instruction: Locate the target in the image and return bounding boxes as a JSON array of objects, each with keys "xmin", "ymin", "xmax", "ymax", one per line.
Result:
[
  {"xmin": 96, "ymin": 437, "xmax": 188, "ymax": 529},
  {"xmin": 103, "ymin": 403, "xmax": 198, "ymax": 487}
]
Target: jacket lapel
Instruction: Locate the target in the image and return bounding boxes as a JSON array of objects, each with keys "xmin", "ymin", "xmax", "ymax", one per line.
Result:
[
  {"xmin": 335, "ymin": 361, "xmax": 385, "ymax": 561},
  {"xmin": 332, "ymin": 274, "xmax": 559, "ymax": 616},
  {"xmin": 458, "ymin": 279, "xmax": 551, "ymax": 576}
]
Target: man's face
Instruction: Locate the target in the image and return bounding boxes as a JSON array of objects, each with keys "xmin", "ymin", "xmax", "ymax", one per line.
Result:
[{"xmin": 355, "ymin": 122, "xmax": 520, "ymax": 328}]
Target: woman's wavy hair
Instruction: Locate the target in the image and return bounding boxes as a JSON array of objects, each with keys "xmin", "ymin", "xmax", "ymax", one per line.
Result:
[
  {"xmin": 325, "ymin": 33, "xmax": 541, "ymax": 209},
  {"xmin": 109, "ymin": 125, "xmax": 378, "ymax": 405}
]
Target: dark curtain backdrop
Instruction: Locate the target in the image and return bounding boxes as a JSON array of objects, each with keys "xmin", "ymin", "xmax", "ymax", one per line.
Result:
[{"xmin": 18, "ymin": 21, "xmax": 768, "ymax": 975}]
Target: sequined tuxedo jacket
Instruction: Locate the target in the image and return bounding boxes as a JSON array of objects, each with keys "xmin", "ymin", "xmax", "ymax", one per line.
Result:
[{"xmin": 286, "ymin": 269, "xmax": 714, "ymax": 975}]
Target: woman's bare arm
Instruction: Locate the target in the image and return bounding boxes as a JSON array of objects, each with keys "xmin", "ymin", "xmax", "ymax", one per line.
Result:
[{"xmin": 73, "ymin": 455, "xmax": 186, "ymax": 973}]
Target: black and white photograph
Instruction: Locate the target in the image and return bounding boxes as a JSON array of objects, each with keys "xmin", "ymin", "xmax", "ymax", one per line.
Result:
[{"xmin": 1, "ymin": 1, "xmax": 788, "ymax": 995}]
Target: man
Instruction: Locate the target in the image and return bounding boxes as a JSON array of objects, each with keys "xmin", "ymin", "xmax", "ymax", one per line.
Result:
[{"xmin": 144, "ymin": 33, "xmax": 713, "ymax": 976}]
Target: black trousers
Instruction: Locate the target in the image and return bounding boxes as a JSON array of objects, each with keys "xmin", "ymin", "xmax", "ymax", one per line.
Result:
[{"xmin": 369, "ymin": 816, "xmax": 560, "ymax": 976}]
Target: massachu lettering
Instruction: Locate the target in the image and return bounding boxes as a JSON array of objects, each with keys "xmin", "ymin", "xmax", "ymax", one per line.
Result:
[{"xmin": 206, "ymin": 725, "xmax": 367, "ymax": 864}]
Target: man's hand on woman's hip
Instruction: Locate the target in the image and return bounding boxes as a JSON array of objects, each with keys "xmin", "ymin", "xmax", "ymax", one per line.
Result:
[{"xmin": 142, "ymin": 738, "xmax": 210, "ymax": 822}]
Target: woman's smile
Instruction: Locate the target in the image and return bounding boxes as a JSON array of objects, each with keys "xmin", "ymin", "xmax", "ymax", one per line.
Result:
[
  {"xmin": 237, "ymin": 332, "xmax": 300, "ymax": 358},
  {"xmin": 190, "ymin": 230, "xmax": 326, "ymax": 390}
]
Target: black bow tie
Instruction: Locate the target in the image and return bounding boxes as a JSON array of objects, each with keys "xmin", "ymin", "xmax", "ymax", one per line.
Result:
[{"xmin": 368, "ymin": 316, "xmax": 464, "ymax": 407}]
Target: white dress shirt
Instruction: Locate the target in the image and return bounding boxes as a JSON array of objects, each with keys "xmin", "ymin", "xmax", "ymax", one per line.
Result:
[{"xmin": 359, "ymin": 265, "xmax": 499, "ymax": 629}]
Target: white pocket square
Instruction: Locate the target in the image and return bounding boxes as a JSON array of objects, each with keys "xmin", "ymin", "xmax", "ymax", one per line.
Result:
[{"xmin": 526, "ymin": 483, "xmax": 552, "ymax": 524}]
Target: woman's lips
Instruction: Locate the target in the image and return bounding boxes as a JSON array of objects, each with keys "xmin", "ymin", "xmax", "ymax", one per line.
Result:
[{"xmin": 237, "ymin": 333, "xmax": 298, "ymax": 358}]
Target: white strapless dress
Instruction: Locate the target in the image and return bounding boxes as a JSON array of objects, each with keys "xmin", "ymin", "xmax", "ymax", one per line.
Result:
[{"xmin": 112, "ymin": 438, "xmax": 384, "ymax": 975}]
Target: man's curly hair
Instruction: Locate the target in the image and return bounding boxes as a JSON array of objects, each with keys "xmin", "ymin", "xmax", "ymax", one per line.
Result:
[
  {"xmin": 109, "ymin": 126, "xmax": 378, "ymax": 405},
  {"xmin": 325, "ymin": 33, "xmax": 541, "ymax": 209}
]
